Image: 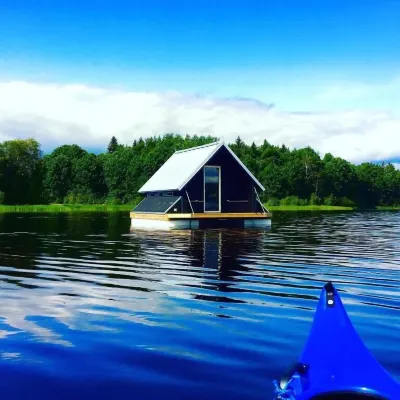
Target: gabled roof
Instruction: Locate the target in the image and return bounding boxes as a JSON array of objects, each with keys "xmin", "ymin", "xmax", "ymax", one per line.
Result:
[{"xmin": 138, "ymin": 141, "xmax": 265, "ymax": 193}]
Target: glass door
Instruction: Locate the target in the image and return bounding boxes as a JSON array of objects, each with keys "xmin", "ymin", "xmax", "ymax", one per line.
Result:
[{"xmin": 204, "ymin": 166, "xmax": 221, "ymax": 212}]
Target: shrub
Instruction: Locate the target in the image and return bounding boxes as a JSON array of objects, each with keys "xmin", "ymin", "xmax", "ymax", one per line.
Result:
[
  {"xmin": 310, "ymin": 193, "xmax": 321, "ymax": 205},
  {"xmin": 337, "ymin": 197, "xmax": 356, "ymax": 207},
  {"xmin": 63, "ymin": 193, "xmax": 75, "ymax": 204},
  {"xmin": 324, "ymin": 194, "xmax": 337, "ymax": 206},
  {"xmin": 266, "ymin": 198, "xmax": 280, "ymax": 206},
  {"xmin": 0, "ymin": 191, "xmax": 4, "ymax": 204},
  {"xmin": 280, "ymin": 196, "xmax": 297, "ymax": 205},
  {"xmin": 63, "ymin": 191, "xmax": 98, "ymax": 204},
  {"xmin": 280, "ymin": 196, "xmax": 308, "ymax": 206},
  {"xmin": 298, "ymin": 198, "xmax": 309, "ymax": 206},
  {"xmin": 105, "ymin": 197, "xmax": 122, "ymax": 205}
]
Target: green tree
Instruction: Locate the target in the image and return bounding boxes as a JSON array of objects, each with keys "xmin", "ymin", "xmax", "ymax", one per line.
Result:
[
  {"xmin": 0, "ymin": 138, "xmax": 43, "ymax": 204},
  {"xmin": 354, "ymin": 163, "xmax": 382, "ymax": 207},
  {"xmin": 1, "ymin": 133, "xmax": 399, "ymax": 207},
  {"xmin": 285, "ymin": 147, "xmax": 323, "ymax": 199},
  {"xmin": 229, "ymin": 136, "xmax": 246, "ymax": 160},
  {"xmin": 257, "ymin": 142, "xmax": 287, "ymax": 200},
  {"xmin": 43, "ymin": 154, "xmax": 73, "ymax": 202},
  {"xmin": 107, "ymin": 136, "xmax": 119, "ymax": 153},
  {"xmin": 102, "ymin": 147, "xmax": 137, "ymax": 203},
  {"xmin": 323, "ymin": 154, "xmax": 356, "ymax": 199},
  {"xmin": 73, "ymin": 153, "xmax": 107, "ymax": 199},
  {"xmin": 43, "ymin": 144, "xmax": 99, "ymax": 203},
  {"xmin": 51, "ymin": 144, "xmax": 87, "ymax": 160},
  {"xmin": 377, "ymin": 164, "xmax": 400, "ymax": 206}
]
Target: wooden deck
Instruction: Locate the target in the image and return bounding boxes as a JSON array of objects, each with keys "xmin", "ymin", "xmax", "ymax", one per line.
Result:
[{"xmin": 130, "ymin": 212, "xmax": 272, "ymax": 220}]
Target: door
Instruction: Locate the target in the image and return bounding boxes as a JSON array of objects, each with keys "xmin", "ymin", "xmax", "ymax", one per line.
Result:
[{"xmin": 204, "ymin": 166, "xmax": 221, "ymax": 212}]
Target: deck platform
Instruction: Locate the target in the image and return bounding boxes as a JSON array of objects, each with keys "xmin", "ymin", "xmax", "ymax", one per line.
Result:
[{"xmin": 130, "ymin": 212, "xmax": 272, "ymax": 230}]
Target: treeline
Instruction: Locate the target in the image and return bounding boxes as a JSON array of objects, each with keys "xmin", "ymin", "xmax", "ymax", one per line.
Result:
[
  {"xmin": 0, "ymin": 135, "xmax": 399, "ymax": 208},
  {"xmin": 231, "ymin": 138, "xmax": 400, "ymax": 208}
]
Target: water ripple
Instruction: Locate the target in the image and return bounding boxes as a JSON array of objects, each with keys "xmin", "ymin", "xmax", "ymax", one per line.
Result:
[{"xmin": 0, "ymin": 211, "xmax": 399, "ymax": 399}]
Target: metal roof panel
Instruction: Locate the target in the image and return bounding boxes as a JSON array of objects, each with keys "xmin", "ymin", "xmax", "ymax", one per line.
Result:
[
  {"xmin": 138, "ymin": 141, "xmax": 265, "ymax": 193},
  {"xmin": 138, "ymin": 142, "xmax": 221, "ymax": 192}
]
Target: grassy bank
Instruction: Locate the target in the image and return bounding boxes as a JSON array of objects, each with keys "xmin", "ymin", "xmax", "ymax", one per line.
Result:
[
  {"xmin": 265, "ymin": 205, "xmax": 354, "ymax": 211},
  {"xmin": 266, "ymin": 205, "xmax": 400, "ymax": 211},
  {"xmin": 0, "ymin": 203, "xmax": 354, "ymax": 213},
  {"xmin": 0, "ymin": 204, "xmax": 135, "ymax": 213},
  {"xmin": 0, "ymin": 204, "xmax": 398, "ymax": 213}
]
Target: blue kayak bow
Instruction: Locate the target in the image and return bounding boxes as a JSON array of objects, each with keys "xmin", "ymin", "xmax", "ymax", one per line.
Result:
[{"xmin": 274, "ymin": 282, "xmax": 400, "ymax": 400}]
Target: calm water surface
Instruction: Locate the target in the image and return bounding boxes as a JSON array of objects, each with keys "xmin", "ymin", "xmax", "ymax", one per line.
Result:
[{"xmin": 0, "ymin": 211, "xmax": 399, "ymax": 399}]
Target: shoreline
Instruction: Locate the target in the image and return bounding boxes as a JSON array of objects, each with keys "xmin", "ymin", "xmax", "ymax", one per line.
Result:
[
  {"xmin": 0, "ymin": 204, "xmax": 398, "ymax": 213},
  {"xmin": 267, "ymin": 205, "xmax": 399, "ymax": 211},
  {"xmin": 266, "ymin": 205, "xmax": 354, "ymax": 211},
  {"xmin": 0, "ymin": 204, "xmax": 134, "ymax": 213}
]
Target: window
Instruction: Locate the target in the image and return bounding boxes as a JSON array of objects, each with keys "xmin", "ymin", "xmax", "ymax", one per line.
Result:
[{"xmin": 204, "ymin": 166, "xmax": 221, "ymax": 212}]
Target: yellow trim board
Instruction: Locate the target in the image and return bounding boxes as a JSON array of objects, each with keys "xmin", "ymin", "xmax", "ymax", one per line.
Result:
[{"xmin": 130, "ymin": 212, "xmax": 272, "ymax": 220}]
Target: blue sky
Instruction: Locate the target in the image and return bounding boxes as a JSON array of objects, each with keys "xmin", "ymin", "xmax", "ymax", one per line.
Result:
[
  {"xmin": 1, "ymin": 0, "xmax": 399, "ymax": 97},
  {"xmin": 0, "ymin": 0, "xmax": 399, "ymax": 164}
]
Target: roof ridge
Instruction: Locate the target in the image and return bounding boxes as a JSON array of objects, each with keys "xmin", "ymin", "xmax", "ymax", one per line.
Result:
[
  {"xmin": 138, "ymin": 139, "xmax": 265, "ymax": 193},
  {"xmin": 175, "ymin": 141, "xmax": 220, "ymax": 154}
]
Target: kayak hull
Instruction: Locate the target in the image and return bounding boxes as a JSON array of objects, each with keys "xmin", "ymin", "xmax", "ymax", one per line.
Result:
[{"xmin": 274, "ymin": 282, "xmax": 400, "ymax": 399}]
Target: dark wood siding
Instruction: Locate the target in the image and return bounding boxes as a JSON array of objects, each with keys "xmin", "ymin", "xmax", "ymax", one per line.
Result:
[
  {"xmin": 181, "ymin": 167, "xmax": 204, "ymax": 213},
  {"xmin": 181, "ymin": 146, "xmax": 263, "ymax": 213}
]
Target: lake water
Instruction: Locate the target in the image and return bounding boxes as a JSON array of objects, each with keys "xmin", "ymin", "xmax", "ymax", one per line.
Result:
[{"xmin": 0, "ymin": 211, "xmax": 399, "ymax": 399}]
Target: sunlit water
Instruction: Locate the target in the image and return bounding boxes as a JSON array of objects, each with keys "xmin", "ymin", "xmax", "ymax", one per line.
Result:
[{"xmin": 0, "ymin": 211, "xmax": 399, "ymax": 399}]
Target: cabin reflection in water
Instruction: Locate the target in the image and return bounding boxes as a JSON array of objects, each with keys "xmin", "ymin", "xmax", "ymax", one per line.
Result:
[{"xmin": 128, "ymin": 229, "xmax": 268, "ymax": 303}]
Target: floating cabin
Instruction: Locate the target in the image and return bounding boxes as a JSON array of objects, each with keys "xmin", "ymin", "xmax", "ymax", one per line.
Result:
[{"xmin": 130, "ymin": 141, "xmax": 272, "ymax": 230}]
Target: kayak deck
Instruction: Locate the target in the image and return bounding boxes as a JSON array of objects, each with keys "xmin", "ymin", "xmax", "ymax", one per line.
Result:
[{"xmin": 274, "ymin": 282, "xmax": 400, "ymax": 400}]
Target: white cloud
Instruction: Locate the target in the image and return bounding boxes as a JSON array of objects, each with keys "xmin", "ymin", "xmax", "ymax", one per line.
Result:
[
  {"xmin": 0, "ymin": 80, "xmax": 399, "ymax": 163},
  {"xmin": 393, "ymin": 163, "xmax": 400, "ymax": 170}
]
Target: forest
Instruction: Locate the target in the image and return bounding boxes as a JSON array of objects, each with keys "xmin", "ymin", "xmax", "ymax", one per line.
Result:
[{"xmin": 0, "ymin": 134, "xmax": 399, "ymax": 208}]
